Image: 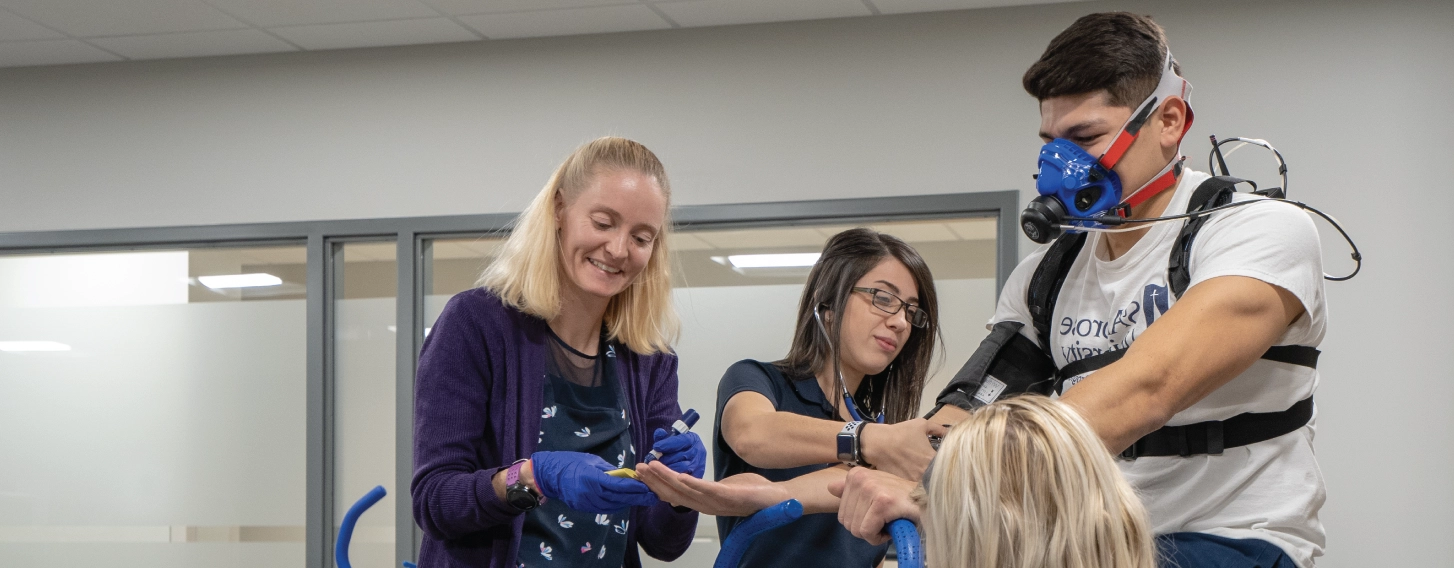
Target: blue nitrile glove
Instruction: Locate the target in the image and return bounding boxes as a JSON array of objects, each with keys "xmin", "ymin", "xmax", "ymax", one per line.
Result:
[
  {"xmin": 649, "ymin": 428, "xmax": 707, "ymax": 478},
  {"xmin": 530, "ymin": 451, "xmax": 659, "ymax": 513}
]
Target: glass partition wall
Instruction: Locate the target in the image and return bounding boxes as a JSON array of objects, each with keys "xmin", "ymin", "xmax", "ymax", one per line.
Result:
[
  {"xmin": 0, "ymin": 192, "xmax": 1018, "ymax": 568},
  {"xmin": 0, "ymin": 246, "xmax": 309, "ymax": 568}
]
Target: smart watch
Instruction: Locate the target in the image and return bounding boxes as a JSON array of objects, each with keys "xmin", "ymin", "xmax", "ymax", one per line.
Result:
[
  {"xmin": 837, "ymin": 421, "xmax": 868, "ymax": 467},
  {"xmin": 505, "ymin": 459, "xmax": 543, "ymax": 512}
]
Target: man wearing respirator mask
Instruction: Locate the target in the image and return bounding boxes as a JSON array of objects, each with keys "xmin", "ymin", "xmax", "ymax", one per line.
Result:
[{"xmin": 833, "ymin": 13, "xmax": 1327, "ymax": 568}]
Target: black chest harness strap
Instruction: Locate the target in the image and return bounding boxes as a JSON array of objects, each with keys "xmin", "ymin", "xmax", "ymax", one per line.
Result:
[
  {"xmin": 932, "ymin": 176, "xmax": 1321, "ymax": 459},
  {"xmin": 1052, "ymin": 345, "xmax": 1318, "ymax": 459}
]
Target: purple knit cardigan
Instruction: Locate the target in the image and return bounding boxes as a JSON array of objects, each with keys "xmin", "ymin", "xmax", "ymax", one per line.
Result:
[{"xmin": 411, "ymin": 288, "xmax": 698, "ymax": 568}]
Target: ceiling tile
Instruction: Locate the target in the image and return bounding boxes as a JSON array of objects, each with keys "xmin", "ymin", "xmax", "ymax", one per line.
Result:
[
  {"xmin": 654, "ymin": 0, "xmax": 871, "ymax": 28},
  {"xmin": 945, "ymin": 218, "xmax": 997, "ymax": 240},
  {"xmin": 432, "ymin": 239, "xmax": 503, "ymax": 259},
  {"xmin": 90, "ymin": 29, "xmax": 296, "ymax": 59},
  {"xmin": 0, "ymin": 8, "xmax": 62, "ymax": 41},
  {"xmin": 0, "ymin": 39, "xmax": 121, "ymax": 67},
  {"xmin": 342, "ymin": 242, "xmax": 399, "ymax": 261},
  {"xmin": 232, "ymin": 247, "xmax": 308, "ymax": 264},
  {"xmin": 204, "ymin": 0, "xmax": 441, "ymax": 28},
  {"xmin": 456, "ymin": 4, "xmax": 669, "ymax": 40},
  {"xmin": 423, "ymin": 0, "xmax": 627, "ymax": 17},
  {"xmin": 270, "ymin": 17, "xmax": 478, "ymax": 50},
  {"xmin": 666, "ymin": 233, "xmax": 715, "ymax": 251},
  {"xmin": 813, "ymin": 225, "xmax": 861, "ymax": 239},
  {"xmin": 870, "ymin": 0, "xmax": 1077, "ymax": 16},
  {"xmin": 0, "ymin": 0, "xmax": 246, "ymax": 37},
  {"xmin": 690, "ymin": 227, "xmax": 827, "ymax": 249},
  {"xmin": 870, "ymin": 221, "xmax": 959, "ymax": 243}
]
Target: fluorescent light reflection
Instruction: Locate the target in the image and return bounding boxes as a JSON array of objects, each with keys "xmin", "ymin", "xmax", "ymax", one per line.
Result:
[
  {"xmin": 0, "ymin": 341, "xmax": 72, "ymax": 352},
  {"xmin": 726, "ymin": 253, "xmax": 821, "ymax": 269},
  {"xmin": 198, "ymin": 273, "xmax": 283, "ymax": 290}
]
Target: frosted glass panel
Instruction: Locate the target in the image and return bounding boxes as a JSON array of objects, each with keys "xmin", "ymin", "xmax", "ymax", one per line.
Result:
[
  {"xmin": 424, "ymin": 236, "xmax": 502, "ymax": 325},
  {"xmin": 0, "ymin": 247, "xmax": 307, "ymax": 568},
  {"xmin": 333, "ymin": 242, "xmax": 398, "ymax": 568},
  {"xmin": 0, "ymin": 251, "xmax": 188, "ymax": 308}
]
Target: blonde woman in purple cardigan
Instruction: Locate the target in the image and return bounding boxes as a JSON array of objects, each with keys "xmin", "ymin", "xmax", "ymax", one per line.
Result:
[{"xmin": 411, "ymin": 137, "xmax": 703, "ymax": 568}]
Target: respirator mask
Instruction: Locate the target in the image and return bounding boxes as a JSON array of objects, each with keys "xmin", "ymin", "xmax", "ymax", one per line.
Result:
[{"xmin": 1020, "ymin": 50, "xmax": 1195, "ymax": 244}]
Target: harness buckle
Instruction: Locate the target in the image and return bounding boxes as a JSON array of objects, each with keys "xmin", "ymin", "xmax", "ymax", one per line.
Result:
[
  {"xmin": 1118, "ymin": 442, "xmax": 1140, "ymax": 461},
  {"xmin": 1206, "ymin": 421, "xmax": 1225, "ymax": 456}
]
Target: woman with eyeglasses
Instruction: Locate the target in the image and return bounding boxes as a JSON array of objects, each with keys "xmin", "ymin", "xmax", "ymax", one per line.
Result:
[{"xmin": 638, "ymin": 227, "xmax": 943, "ymax": 568}]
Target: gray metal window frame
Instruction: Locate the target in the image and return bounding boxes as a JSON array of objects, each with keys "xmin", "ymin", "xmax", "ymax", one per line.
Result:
[{"xmin": 0, "ymin": 190, "xmax": 1018, "ymax": 568}]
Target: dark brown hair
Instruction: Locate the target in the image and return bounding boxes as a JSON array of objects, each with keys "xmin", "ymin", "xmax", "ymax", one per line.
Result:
[
  {"xmin": 775, "ymin": 228, "xmax": 940, "ymax": 424},
  {"xmin": 1022, "ymin": 12, "xmax": 1181, "ymax": 107}
]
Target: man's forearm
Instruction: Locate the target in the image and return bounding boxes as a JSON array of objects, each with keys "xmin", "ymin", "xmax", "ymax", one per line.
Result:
[{"xmin": 1060, "ymin": 276, "xmax": 1305, "ymax": 452}]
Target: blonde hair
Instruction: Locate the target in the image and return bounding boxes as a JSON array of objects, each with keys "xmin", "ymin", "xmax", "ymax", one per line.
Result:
[
  {"xmin": 915, "ymin": 395, "xmax": 1155, "ymax": 568},
  {"xmin": 479, "ymin": 136, "xmax": 679, "ymax": 355}
]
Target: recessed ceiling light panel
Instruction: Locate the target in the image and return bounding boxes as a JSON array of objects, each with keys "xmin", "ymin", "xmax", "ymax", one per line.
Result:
[
  {"xmin": 726, "ymin": 253, "xmax": 821, "ymax": 269},
  {"xmin": 0, "ymin": 341, "xmax": 72, "ymax": 352},
  {"xmin": 198, "ymin": 273, "xmax": 283, "ymax": 289}
]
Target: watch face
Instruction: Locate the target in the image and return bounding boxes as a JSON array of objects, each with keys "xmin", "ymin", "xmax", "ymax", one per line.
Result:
[
  {"xmin": 507, "ymin": 487, "xmax": 539, "ymax": 511},
  {"xmin": 837, "ymin": 433, "xmax": 855, "ymax": 463},
  {"xmin": 505, "ymin": 488, "xmax": 540, "ymax": 514}
]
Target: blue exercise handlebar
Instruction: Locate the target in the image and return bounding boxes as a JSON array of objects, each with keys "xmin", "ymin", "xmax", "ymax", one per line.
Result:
[
  {"xmin": 712, "ymin": 499, "xmax": 921, "ymax": 568},
  {"xmin": 887, "ymin": 518, "xmax": 922, "ymax": 568},
  {"xmin": 337, "ymin": 485, "xmax": 387, "ymax": 568},
  {"xmin": 712, "ymin": 500, "xmax": 803, "ymax": 568}
]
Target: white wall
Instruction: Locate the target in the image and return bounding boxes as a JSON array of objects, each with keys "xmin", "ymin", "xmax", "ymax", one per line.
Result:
[{"xmin": 3, "ymin": 0, "xmax": 1451, "ymax": 565}]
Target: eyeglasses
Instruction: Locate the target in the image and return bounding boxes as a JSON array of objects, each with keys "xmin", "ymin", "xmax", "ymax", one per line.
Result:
[{"xmin": 851, "ymin": 287, "xmax": 929, "ymax": 328}]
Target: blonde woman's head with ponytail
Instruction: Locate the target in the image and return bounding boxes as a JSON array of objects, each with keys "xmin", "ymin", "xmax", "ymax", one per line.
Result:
[{"xmin": 916, "ymin": 395, "xmax": 1156, "ymax": 568}]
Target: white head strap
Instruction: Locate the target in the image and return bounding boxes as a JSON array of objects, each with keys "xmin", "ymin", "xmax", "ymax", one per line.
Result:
[{"xmin": 1098, "ymin": 49, "xmax": 1194, "ymax": 169}]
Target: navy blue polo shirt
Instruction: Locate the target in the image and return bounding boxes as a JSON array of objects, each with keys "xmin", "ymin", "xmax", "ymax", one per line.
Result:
[{"xmin": 712, "ymin": 359, "xmax": 889, "ymax": 568}]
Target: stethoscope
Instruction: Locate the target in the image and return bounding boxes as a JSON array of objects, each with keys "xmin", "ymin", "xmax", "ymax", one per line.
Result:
[{"xmin": 813, "ymin": 304, "xmax": 883, "ymax": 424}]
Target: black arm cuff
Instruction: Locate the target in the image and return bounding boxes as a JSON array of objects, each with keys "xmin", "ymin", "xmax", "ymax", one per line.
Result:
[{"xmin": 928, "ymin": 321, "xmax": 1058, "ymax": 416}]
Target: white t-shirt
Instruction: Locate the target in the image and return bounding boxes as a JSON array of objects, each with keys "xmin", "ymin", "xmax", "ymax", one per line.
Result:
[{"xmin": 992, "ymin": 169, "xmax": 1327, "ymax": 567}]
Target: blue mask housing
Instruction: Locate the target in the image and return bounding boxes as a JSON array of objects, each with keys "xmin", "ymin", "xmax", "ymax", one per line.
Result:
[
  {"xmin": 1021, "ymin": 50, "xmax": 1195, "ymax": 245},
  {"xmin": 1035, "ymin": 138, "xmax": 1123, "ymax": 225}
]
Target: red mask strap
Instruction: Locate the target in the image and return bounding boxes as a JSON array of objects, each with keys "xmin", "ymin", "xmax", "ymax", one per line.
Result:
[
  {"xmin": 1121, "ymin": 158, "xmax": 1185, "ymax": 212},
  {"xmin": 1100, "ymin": 98, "xmax": 1160, "ymax": 170}
]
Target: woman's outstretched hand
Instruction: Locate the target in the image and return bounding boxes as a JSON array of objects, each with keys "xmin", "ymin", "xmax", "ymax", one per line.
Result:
[
  {"xmin": 636, "ymin": 462, "xmax": 790, "ymax": 517},
  {"xmin": 859, "ymin": 418, "xmax": 946, "ymax": 481}
]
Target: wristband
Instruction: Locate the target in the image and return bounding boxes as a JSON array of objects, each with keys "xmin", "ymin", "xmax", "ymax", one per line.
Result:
[
  {"xmin": 856, "ymin": 423, "xmax": 873, "ymax": 468},
  {"xmin": 505, "ymin": 459, "xmax": 543, "ymax": 512}
]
